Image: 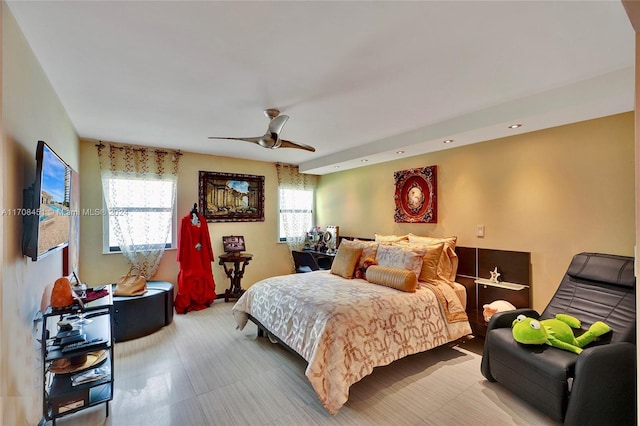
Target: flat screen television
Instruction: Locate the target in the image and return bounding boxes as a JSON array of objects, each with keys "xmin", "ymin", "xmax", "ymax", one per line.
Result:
[{"xmin": 22, "ymin": 140, "xmax": 72, "ymax": 261}]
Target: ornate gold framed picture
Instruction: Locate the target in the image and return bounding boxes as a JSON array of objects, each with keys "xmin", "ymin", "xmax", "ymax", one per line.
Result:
[
  {"xmin": 393, "ymin": 166, "xmax": 437, "ymax": 223},
  {"xmin": 199, "ymin": 171, "xmax": 265, "ymax": 222}
]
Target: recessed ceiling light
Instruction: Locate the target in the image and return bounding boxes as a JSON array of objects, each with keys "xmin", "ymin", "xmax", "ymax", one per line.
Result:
[
  {"xmin": 443, "ymin": 139, "xmax": 454, "ymax": 144},
  {"xmin": 396, "ymin": 150, "xmax": 405, "ymax": 155},
  {"xmin": 508, "ymin": 124, "xmax": 522, "ymax": 129},
  {"xmin": 334, "ymin": 165, "xmax": 340, "ymax": 169}
]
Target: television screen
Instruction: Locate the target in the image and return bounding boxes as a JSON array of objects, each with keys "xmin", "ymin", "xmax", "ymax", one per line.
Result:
[{"xmin": 22, "ymin": 141, "xmax": 72, "ymax": 261}]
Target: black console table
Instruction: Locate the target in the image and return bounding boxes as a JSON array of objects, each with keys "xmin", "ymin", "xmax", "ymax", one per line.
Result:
[{"xmin": 218, "ymin": 252, "xmax": 253, "ymax": 302}]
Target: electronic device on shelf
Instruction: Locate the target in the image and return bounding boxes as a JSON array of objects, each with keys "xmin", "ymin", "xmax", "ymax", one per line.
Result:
[
  {"xmin": 55, "ymin": 329, "xmax": 80, "ymax": 341},
  {"xmin": 61, "ymin": 338, "xmax": 105, "ymax": 353},
  {"xmin": 60, "ymin": 334, "xmax": 86, "ymax": 346},
  {"xmin": 222, "ymin": 235, "xmax": 246, "ymax": 254}
]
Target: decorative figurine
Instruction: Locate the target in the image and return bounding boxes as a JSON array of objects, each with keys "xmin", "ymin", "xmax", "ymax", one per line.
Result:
[{"xmin": 489, "ymin": 267, "xmax": 501, "ymax": 283}]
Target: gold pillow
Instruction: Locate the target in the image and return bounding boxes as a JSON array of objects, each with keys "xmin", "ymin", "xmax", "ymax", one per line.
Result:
[
  {"xmin": 366, "ymin": 265, "xmax": 418, "ymax": 292},
  {"xmin": 374, "ymin": 233, "xmax": 409, "ymax": 243},
  {"xmin": 349, "ymin": 239, "xmax": 380, "ymax": 270},
  {"xmin": 330, "ymin": 244, "xmax": 363, "ymax": 279},
  {"xmin": 395, "ymin": 241, "xmax": 444, "ymax": 282},
  {"xmin": 407, "ymin": 234, "xmax": 458, "ymax": 282}
]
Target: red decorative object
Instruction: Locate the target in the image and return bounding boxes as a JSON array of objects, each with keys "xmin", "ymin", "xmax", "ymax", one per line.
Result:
[
  {"xmin": 175, "ymin": 212, "xmax": 216, "ymax": 313},
  {"xmin": 394, "ymin": 166, "xmax": 437, "ymax": 223}
]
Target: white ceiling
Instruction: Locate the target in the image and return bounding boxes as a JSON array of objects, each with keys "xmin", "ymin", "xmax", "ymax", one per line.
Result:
[{"xmin": 7, "ymin": 1, "xmax": 635, "ymax": 175}]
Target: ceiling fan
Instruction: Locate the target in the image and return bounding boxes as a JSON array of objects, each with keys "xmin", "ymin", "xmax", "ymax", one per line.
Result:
[{"xmin": 208, "ymin": 109, "xmax": 316, "ymax": 152}]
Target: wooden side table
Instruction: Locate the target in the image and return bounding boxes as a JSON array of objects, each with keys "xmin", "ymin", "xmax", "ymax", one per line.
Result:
[{"xmin": 218, "ymin": 252, "xmax": 253, "ymax": 302}]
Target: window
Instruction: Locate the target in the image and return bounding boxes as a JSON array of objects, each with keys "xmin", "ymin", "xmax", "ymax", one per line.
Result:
[
  {"xmin": 278, "ymin": 188, "xmax": 314, "ymax": 242},
  {"xmin": 102, "ymin": 176, "xmax": 177, "ymax": 253}
]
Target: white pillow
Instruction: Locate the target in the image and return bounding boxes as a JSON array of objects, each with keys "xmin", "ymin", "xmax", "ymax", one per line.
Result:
[{"xmin": 375, "ymin": 244, "xmax": 425, "ymax": 279}]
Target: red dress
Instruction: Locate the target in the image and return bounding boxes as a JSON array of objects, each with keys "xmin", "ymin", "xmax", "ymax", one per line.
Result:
[{"xmin": 175, "ymin": 213, "xmax": 216, "ymax": 313}]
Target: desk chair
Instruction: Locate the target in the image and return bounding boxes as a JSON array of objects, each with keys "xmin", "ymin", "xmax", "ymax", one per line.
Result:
[{"xmin": 292, "ymin": 250, "xmax": 320, "ymax": 273}]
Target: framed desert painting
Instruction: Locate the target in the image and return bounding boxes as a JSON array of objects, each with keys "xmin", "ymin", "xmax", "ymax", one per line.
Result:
[
  {"xmin": 393, "ymin": 166, "xmax": 437, "ymax": 223},
  {"xmin": 199, "ymin": 171, "xmax": 265, "ymax": 222}
]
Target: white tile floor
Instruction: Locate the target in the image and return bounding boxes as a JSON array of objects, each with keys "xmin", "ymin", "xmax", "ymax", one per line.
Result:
[{"xmin": 52, "ymin": 300, "xmax": 557, "ymax": 426}]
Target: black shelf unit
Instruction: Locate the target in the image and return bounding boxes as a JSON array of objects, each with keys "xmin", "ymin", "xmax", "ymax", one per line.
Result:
[
  {"xmin": 455, "ymin": 246, "xmax": 531, "ymax": 336},
  {"xmin": 40, "ymin": 287, "xmax": 114, "ymax": 425}
]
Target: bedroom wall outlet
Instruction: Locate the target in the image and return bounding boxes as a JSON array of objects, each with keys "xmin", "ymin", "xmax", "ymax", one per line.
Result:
[{"xmin": 476, "ymin": 225, "xmax": 485, "ymax": 238}]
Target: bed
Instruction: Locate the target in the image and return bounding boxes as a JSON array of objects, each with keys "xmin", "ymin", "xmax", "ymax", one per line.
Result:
[{"xmin": 232, "ymin": 235, "xmax": 472, "ymax": 414}]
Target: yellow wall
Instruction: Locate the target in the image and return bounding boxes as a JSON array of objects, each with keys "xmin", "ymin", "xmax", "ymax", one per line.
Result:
[
  {"xmin": 317, "ymin": 112, "xmax": 635, "ymax": 311},
  {"xmin": 78, "ymin": 140, "xmax": 291, "ymax": 289},
  {"xmin": 1, "ymin": 4, "xmax": 80, "ymax": 424},
  {"xmin": 0, "ymin": 3, "xmax": 635, "ymax": 423}
]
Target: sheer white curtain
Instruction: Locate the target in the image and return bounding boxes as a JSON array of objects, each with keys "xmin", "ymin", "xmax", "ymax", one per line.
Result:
[
  {"xmin": 97, "ymin": 143, "xmax": 180, "ymax": 278},
  {"xmin": 276, "ymin": 163, "xmax": 317, "ymax": 271}
]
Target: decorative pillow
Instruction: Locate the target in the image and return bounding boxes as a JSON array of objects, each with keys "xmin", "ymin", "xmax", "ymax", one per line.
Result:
[
  {"xmin": 407, "ymin": 234, "xmax": 458, "ymax": 284},
  {"xmin": 395, "ymin": 241, "xmax": 444, "ymax": 282},
  {"xmin": 330, "ymin": 244, "xmax": 363, "ymax": 279},
  {"xmin": 366, "ymin": 265, "xmax": 418, "ymax": 292},
  {"xmin": 375, "ymin": 244, "xmax": 425, "ymax": 279},
  {"xmin": 374, "ymin": 233, "xmax": 409, "ymax": 243},
  {"xmin": 349, "ymin": 239, "xmax": 379, "ymax": 270}
]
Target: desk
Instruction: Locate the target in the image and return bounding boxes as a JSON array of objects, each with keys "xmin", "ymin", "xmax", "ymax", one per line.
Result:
[
  {"xmin": 303, "ymin": 250, "xmax": 336, "ymax": 270},
  {"xmin": 218, "ymin": 252, "xmax": 253, "ymax": 302}
]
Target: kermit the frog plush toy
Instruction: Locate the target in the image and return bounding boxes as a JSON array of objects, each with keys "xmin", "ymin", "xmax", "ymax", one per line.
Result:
[{"xmin": 512, "ymin": 313, "xmax": 611, "ymax": 354}]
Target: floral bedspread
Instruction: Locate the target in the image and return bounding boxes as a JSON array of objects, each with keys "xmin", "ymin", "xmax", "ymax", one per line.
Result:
[{"xmin": 232, "ymin": 271, "xmax": 471, "ymax": 414}]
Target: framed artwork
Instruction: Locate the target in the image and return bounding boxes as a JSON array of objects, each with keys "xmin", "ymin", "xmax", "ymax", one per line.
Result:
[
  {"xmin": 199, "ymin": 171, "xmax": 265, "ymax": 222},
  {"xmin": 393, "ymin": 166, "xmax": 437, "ymax": 223},
  {"xmin": 222, "ymin": 235, "xmax": 246, "ymax": 253}
]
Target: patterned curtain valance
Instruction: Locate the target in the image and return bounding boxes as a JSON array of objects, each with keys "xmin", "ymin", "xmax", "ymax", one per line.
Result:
[
  {"xmin": 276, "ymin": 163, "xmax": 317, "ymax": 190},
  {"xmin": 96, "ymin": 142, "xmax": 180, "ymax": 177}
]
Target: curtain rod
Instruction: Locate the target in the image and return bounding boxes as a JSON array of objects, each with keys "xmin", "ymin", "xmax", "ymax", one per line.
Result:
[{"xmin": 95, "ymin": 141, "xmax": 182, "ymax": 156}]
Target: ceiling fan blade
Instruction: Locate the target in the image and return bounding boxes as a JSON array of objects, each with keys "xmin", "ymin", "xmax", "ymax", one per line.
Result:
[
  {"xmin": 208, "ymin": 110, "xmax": 310, "ymax": 152},
  {"xmin": 279, "ymin": 139, "xmax": 316, "ymax": 152},
  {"xmin": 268, "ymin": 114, "xmax": 289, "ymax": 135},
  {"xmin": 208, "ymin": 136, "xmax": 263, "ymax": 143},
  {"xmin": 209, "ymin": 135, "xmax": 279, "ymax": 149}
]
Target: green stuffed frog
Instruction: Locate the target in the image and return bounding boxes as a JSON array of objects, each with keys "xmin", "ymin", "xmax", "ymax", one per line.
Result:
[{"xmin": 512, "ymin": 313, "xmax": 611, "ymax": 354}]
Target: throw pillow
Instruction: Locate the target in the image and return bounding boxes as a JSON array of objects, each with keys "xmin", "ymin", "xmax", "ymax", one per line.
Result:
[
  {"xmin": 330, "ymin": 244, "xmax": 363, "ymax": 279},
  {"xmin": 395, "ymin": 241, "xmax": 444, "ymax": 282},
  {"xmin": 348, "ymin": 239, "xmax": 380, "ymax": 271},
  {"xmin": 375, "ymin": 244, "xmax": 425, "ymax": 279},
  {"xmin": 374, "ymin": 233, "xmax": 409, "ymax": 243},
  {"xmin": 366, "ymin": 265, "xmax": 418, "ymax": 292},
  {"xmin": 407, "ymin": 234, "xmax": 459, "ymax": 282}
]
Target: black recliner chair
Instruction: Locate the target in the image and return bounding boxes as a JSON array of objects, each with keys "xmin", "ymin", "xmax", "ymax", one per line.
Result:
[
  {"xmin": 291, "ymin": 250, "xmax": 320, "ymax": 273},
  {"xmin": 481, "ymin": 252, "xmax": 636, "ymax": 425}
]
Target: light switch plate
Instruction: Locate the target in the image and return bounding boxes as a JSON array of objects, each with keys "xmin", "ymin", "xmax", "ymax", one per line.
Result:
[{"xmin": 477, "ymin": 225, "xmax": 485, "ymax": 238}]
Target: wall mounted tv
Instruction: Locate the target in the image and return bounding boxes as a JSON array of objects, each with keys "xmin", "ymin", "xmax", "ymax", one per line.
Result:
[{"xmin": 22, "ymin": 140, "xmax": 72, "ymax": 261}]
